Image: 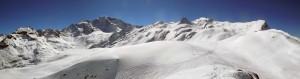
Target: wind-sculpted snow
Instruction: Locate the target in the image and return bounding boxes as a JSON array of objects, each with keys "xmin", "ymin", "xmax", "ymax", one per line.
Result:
[{"xmin": 0, "ymin": 16, "xmax": 299, "ymax": 79}]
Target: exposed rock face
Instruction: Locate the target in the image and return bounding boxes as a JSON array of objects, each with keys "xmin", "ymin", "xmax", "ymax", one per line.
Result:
[
  {"xmin": 91, "ymin": 16, "xmax": 134, "ymax": 33},
  {"xmin": 179, "ymin": 17, "xmax": 192, "ymax": 24},
  {"xmin": 261, "ymin": 22, "xmax": 270, "ymax": 30},
  {"xmin": 62, "ymin": 16, "xmax": 134, "ymax": 37},
  {"xmin": 0, "ymin": 40, "xmax": 9, "ymax": 49},
  {"xmin": 0, "ymin": 34, "xmax": 18, "ymax": 49},
  {"xmin": 62, "ymin": 21, "xmax": 95, "ymax": 37},
  {"xmin": 0, "ymin": 27, "xmax": 59, "ymax": 69},
  {"xmin": 37, "ymin": 29, "xmax": 61, "ymax": 38},
  {"xmin": 234, "ymin": 69, "xmax": 259, "ymax": 79}
]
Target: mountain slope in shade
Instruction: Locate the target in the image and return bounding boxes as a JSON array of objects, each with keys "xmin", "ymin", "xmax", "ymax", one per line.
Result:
[{"xmin": 0, "ymin": 16, "xmax": 299, "ymax": 79}]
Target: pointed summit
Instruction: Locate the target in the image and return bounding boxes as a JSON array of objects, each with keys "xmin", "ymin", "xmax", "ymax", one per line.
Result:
[
  {"xmin": 62, "ymin": 21, "xmax": 95, "ymax": 37},
  {"xmin": 259, "ymin": 20, "xmax": 270, "ymax": 30},
  {"xmin": 179, "ymin": 17, "xmax": 192, "ymax": 24},
  {"xmin": 91, "ymin": 16, "xmax": 134, "ymax": 32},
  {"xmin": 61, "ymin": 16, "xmax": 135, "ymax": 37}
]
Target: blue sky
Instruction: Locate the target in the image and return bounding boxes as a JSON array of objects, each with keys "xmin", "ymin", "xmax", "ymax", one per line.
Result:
[{"xmin": 0, "ymin": 0, "xmax": 300, "ymax": 37}]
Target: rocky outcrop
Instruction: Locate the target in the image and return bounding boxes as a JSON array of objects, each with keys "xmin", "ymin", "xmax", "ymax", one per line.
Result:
[
  {"xmin": 13, "ymin": 26, "xmax": 37, "ymax": 34},
  {"xmin": 0, "ymin": 39, "xmax": 9, "ymax": 49},
  {"xmin": 178, "ymin": 17, "xmax": 192, "ymax": 24},
  {"xmin": 62, "ymin": 16, "xmax": 135, "ymax": 37},
  {"xmin": 261, "ymin": 22, "xmax": 270, "ymax": 30},
  {"xmin": 37, "ymin": 29, "xmax": 61, "ymax": 38},
  {"xmin": 91, "ymin": 16, "xmax": 134, "ymax": 33},
  {"xmin": 62, "ymin": 21, "xmax": 95, "ymax": 37},
  {"xmin": 234, "ymin": 69, "xmax": 259, "ymax": 79}
]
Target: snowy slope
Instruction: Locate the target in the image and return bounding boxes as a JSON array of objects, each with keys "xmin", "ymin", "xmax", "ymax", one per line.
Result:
[
  {"xmin": 0, "ymin": 16, "xmax": 300, "ymax": 79},
  {"xmin": 0, "ymin": 41, "xmax": 260, "ymax": 79}
]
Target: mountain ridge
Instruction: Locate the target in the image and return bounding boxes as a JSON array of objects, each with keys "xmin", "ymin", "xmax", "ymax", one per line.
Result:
[
  {"xmin": 1, "ymin": 16, "xmax": 300, "ymax": 79},
  {"xmin": 0, "ymin": 16, "xmax": 271, "ymax": 69}
]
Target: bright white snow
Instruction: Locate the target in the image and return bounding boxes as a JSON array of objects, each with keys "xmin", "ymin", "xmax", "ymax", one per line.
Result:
[{"xmin": 0, "ymin": 17, "xmax": 299, "ymax": 79}]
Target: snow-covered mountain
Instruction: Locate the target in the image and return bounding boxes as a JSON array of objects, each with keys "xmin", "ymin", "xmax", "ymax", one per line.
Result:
[{"xmin": 0, "ymin": 16, "xmax": 299, "ymax": 79}]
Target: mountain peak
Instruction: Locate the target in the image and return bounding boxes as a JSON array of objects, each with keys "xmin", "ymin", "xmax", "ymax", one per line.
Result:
[
  {"xmin": 178, "ymin": 17, "xmax": 192, "ymax": 24},
  {"xmin": 61, "ymin": 16, "xmax": 135, "ymax": 37},
  {"xmin": 194, "ymin": 17, "xmax": 214, "ymax": 22},
  {"xmin": 96, "ymin": 16, "xmax": 117, "ymax": 23},
  {"xmin": 254, "ymin": 20, "xmax": 270, "ymax": 30},
  {"xmin": 92, "ymin": 16, "xmax": 134, "ymax": 32},
  {"xmin": 13, "ymin": 26, "xmax": 37, "ymax": 34}
]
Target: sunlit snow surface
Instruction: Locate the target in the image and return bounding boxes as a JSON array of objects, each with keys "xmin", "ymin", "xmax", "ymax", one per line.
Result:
[{"xmin": 0, "ymin": 17, "xmax": 300, "ymax": 79}]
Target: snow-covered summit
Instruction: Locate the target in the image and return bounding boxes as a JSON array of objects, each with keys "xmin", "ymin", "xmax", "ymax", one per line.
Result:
[
  {"xmin": 193, "ymin": 17, "xmax": 214, "ymax": 25},
  {"xmin": 62, "ymin": 22, "xmax": 95, "ymax": 37},
  {"xmin": 92, "ymin": 16, "xmax": 134, "ymax": 32},
  {"xmin": 13, "ymin": 26, "xmax": 38, "ymax": 34},
  {"xmin": 61, "ymin": 16, "xmax": 135, "ymax": 37}
]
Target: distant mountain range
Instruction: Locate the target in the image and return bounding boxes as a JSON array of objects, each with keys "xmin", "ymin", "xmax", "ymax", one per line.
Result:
[{"xmin": 0, "ymin": 16, "xmax": 299, "ymax": 79}]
